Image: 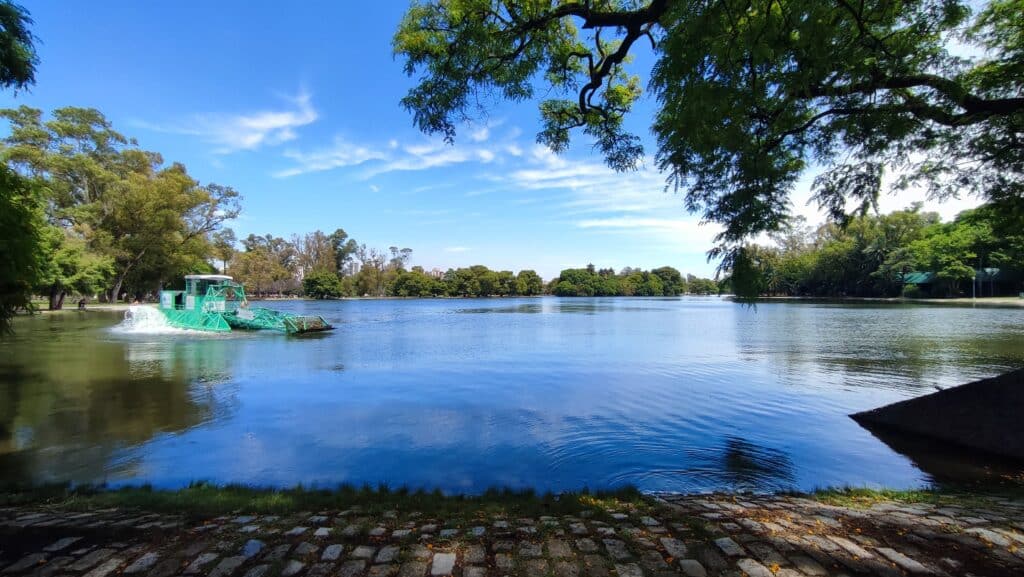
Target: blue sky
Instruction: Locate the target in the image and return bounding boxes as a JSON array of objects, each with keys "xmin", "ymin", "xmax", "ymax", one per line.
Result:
[{"xmin": 3, "ymin": 1, "xmax": 981, "ymax": 280}]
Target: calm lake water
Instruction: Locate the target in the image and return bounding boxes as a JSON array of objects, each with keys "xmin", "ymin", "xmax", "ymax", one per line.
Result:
[{"xmin": 2, "ymin": 298, "xmax": 1023, "ymax": 494}]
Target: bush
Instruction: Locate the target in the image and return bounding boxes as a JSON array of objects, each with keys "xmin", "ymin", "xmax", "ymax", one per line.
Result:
[
  {"xmin": 302, "ymin": 270, "xmax": 343, "ymax": 299},
  {"xmin": 901, "ymin": 284, "xmax": 925, "ymax": 299}
]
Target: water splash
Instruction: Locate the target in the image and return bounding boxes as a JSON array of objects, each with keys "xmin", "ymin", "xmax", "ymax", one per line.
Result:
[{"xmin": 113, "ymin": 305, "xmax": 189, "ymax": 334}]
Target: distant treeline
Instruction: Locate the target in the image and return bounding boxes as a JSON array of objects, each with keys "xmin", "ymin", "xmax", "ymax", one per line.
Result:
[
  {"xmin": 548, "ymin": 265, "xmax": 721, "ymax": 296},
  {"xmin": 734, "ymin": 202, "xmax": 1024, "ymax": 298},
  {"xmin": 223, "ymin": 230, "xmax": 718, "ymax": 299}
]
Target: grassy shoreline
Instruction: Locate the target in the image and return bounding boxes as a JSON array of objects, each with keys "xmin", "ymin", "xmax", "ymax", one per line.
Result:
[{"xmin": 2, "ymin": 483, "xmax": 1020, "ymax": 518}]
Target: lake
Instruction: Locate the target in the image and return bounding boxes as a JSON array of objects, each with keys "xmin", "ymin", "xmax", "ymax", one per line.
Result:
[{"xmin": 2, "ymin": 297, "xmax": 1022, "ymax": 494}]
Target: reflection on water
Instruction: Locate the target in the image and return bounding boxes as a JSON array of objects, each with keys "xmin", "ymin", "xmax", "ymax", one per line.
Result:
[
  {"xmin": 1, "ymin": 298, "xmax": 1023, "ymax": 492},
  {"xmin": 855, "ymin": 422, "xmax": 1024, "ymax": 489}
]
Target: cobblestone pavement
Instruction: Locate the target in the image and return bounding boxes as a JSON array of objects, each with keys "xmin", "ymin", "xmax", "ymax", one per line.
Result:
[{"xmin": 2, "ymin": 493, "xmax": 1023, "ymax": 577}]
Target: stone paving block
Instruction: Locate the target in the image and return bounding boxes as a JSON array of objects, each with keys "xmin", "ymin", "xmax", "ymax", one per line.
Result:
[
  {"xmin": 965, "ymin": 527, "xmax": 1013, "ymax": 546},
  {"xmin": 570, "ymin": 522, "xmax": 589, "ymax": 535},
  {"xmin": 70, "ymin": 549, "xmax": 118, "ymax": 572},
  {"xmin": 582, "ymin": 554, "xmax": 609, "ymax": 577},
  {"xmin": 552, "ymin": 560, "xmax": 582, "ymax": 577},
  {"xmin": 547, "ymin": 538, "xmax": 573, "ymax": 558},
  {"xmin": 875, "ymin": 547, "xmax": 932, "ymax": 574},
  {"xmin": 524, "ymin": 558, "xmax": 549, "ymax": 577},
  {"xmin": 826, "ymin": 535, "xmax": 875, "ymax": 559},
  {"xmin": 31, "ymin": 555, "xmax": 73, "ymax": 577},
  {"xmin": 439, "ymin": 528, "xmax": 458, "ymax": 538},
  {"xmin": 788, "ymin": 555, "xmax": 827, "ymax": 576},
  {"xmin": 577, "ymin": 538, "xmax": 599, "ymax": 553},
  {"xmin": 659, "ymin": 537, "xmax": 687, "ymax": 559},
  {"xmin": 239, "ymin": 525, "xmax": 260, "ymax": 533},
  {"xmin": 614, "ymin": 562, "xmax": 643, "ymax": 577},
  {"xmin": 736, "ymin": 558, "xmax": 774, "ymax": 577},
  {"xmin": 338, "ymin": 560, "xmax": 367, "ymax": 577},
  {"xmin": 369, "ymin": 526, "xmax": 387, "ymax": 537},
  {"xmin": 800, "ymin": 535, "xmax": 840, "ymax": 553},
  {"xmin": 241, "ymin": 540, "xmax": 264, "ymax": 559},
  {"xmin": 184, "ymin": 551, "xmax": 220, "ymax": 573},
  {"xmin": 314, "ymin": 527, "xmax": 331, "ymax": 538},
  {"xmin": 676, "ymin": 559, "xmax": 707, "ymax": 577},
  {"xmin": 82, "ymin": 557, "xmax": 125, "ymax": 577},
  {"xmin": 470, "ymin": 526, "xmax": 485, "ymax": 537},
  {"xmin": 369, "ymin": 564, "xmax": 399, "ymax": 577},
  {"xmin": 398, "ymin": 561, "xmax": 428, "ymax": 577},
  {"xmin": 284, "ymin": 526, "xmax": 309, "ymax": 537},
  {"xmin": 495, "ymin": 553, "xmax": 513, "ymax": 571},
  {"xmin": 409, "ymin": 545, "xmax": 432, "ymax": 560},
  {"xmin": 492, "ymin": 540, "xmax": 513, "ymax": 552},
  {"xmin": 42, "ymin": 537, "xmax": 82, "ymax": 553},
  {"xmin": 693, "ymin": 545, "xmax": 728, "ymax": 572},
  {"xmin": 464, "ymin": 567, "xmax": 486, "ymax": 577},
  {"xmin": 519, "ymin": 542, "xmax": 543, "ymax": 557},
  {"xmin": 209, "ymin": 556, "xmax": 247, "ymax": 577},
  {"xmin": 123, "ymin": 551, "xmax": 160, "ymax": 573},
  {"xmin": 464, "ymin": 545, "xmax": 485, "ymax": 564},
  {"xmin": 351, "ymin": 545, "xmax": 377, "ymax": 559},
  {"xmin": 306, "ymin": 562, "xmax": 334, "ymax": 577},
  {"xmin": 376, "ymin": 546, "xmax": 400, "ymax": 564},
  {"xmin": 321, "ymin": 544, "xmax": 344, "ymax": 561},
  {"xmin": 746, "ymin": 542, "xmax": 787, "ymax": 566},
  {"xmin": 2, "ymin": 554, "xmax": 47, "ymax": 574},
  {"xmin": 280, "ymin": 560, "xmax": 305, "ymax": 577},
  {"xmin": 430, "ymin": 552, "xmax": 456, "ymax": 576},
  {"xmin": 265, "ymin": 544, "xmax": 292, "ymax": 561},
  {"xmin": 713, "ymin": 537, "xmax": 744, "ymax": 557},
  {"xmin": 392, "ymin": 529, "xmax": 412, "ymax": 539},
  {"xmin": 640, "ymin": 549, "xmax": 669, "ymax": 571},
  {"xmin": 341, "ymin": 524, "xmax": 361, "ymax": 537},
  {"xmin": 294, "ymin": 542, "xmax": 318, "ymax": 556},
  {"xmin": 602, "ymin": 539, "xmax": 632, "ymax": 560}
]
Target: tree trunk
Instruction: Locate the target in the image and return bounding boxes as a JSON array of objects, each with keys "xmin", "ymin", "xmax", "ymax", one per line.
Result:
[
  {"xmin": 48, "ymin": 284, "xmax": 65, "ymax": 310},
  {"xmin": 110, "ymin": 274, "xmax": 126, "ymax": 304}
]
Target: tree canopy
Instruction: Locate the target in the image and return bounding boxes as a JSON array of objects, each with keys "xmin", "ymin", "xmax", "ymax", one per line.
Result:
[
  {"xmin": 394, "ymin": 0, "xmax": 1024, "ymax": 287},
  {"xmin": 0, "ymin": 1, "xmax": 38, "ymax": 332},
  {"xmin": 0, "ymin": 106, "xmax": 241, "ymax": 307}
]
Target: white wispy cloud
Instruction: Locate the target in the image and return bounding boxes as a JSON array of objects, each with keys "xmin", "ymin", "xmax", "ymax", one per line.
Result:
[
  {"xmin": 277, "ymin": 136, "xmax": 500, "ymax": 179},
  {"xmin": 470, "ymin": 127, "xmax": 490, "ymax": 142},
  {"xmin": 138, "ymin": 90, "xmax": 318, "ymax": 154},
  {"xmin": 444, "ymin": 246, "xmax": 470, "ymax": 253},
  {"xmin": 274, "ymin": 137, "xmax": 387, "ymax": 177}
]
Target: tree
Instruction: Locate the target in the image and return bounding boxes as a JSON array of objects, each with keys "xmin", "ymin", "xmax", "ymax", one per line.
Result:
[
  {"xmin": 232, "ymin": 247, "xmax": 291, "ymax": 297},
  {"xmin": 651, "ymin": 266, "xmax": 685, "ymax": 295},
  {"xmin": 330, "ymin": 228, "xmax": 359, "ymax": 276},
  {"xmin": 0, "ymin": 1, "xmax": 37, "ymax": 91},
  {"xmin": 303, "ymin": 269, "xmax": 343, "ymax": 299},
  {"xmin": 0, "ymin": 165, "xmax": 44, "ymax": 331},
  {"xmin": 0, "ymin": 1, "xmax": 38, "ymax": 332},
  {"xmin": 0, "ymin": 107, "xmax": 241, "ymax": 301},
  {"xmin": 395, "ymin": 1, "xmax": 1024, "ymax": 294},
  {"xmin": 211, "ymin": 228, "xmax": 237, "ymax": 273},
  {"xmin": 35, "ymin": 227, "xmax": 114, "ymax": 310},
  {"xmin": 516, "ymin": 269, "xmax": 544, "ymax": 295}
]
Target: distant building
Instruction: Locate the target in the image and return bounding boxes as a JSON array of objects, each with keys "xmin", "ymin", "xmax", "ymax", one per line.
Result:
[{"xmin": 428, "ymin": 268, "xmax": 445, "ymax": 279}]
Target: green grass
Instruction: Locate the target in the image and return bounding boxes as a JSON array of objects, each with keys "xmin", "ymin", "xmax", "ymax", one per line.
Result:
[
  {"xmin": 803, "ymin": 485, "xmax": 1024, "ymax": 508},
  {"xmin": 0, "ymin": 482, "xmax": 649, "ymax": 520}
]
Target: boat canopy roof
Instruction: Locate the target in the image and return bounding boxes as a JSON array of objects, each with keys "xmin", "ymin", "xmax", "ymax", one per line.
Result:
[{"xmin": 185, "ymin": 274, "xmax": 234, "ymax": 281}]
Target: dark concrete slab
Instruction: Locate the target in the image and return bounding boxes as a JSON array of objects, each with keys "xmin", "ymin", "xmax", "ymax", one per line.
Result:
[{"xmin": 851, "ymin": 368, "xmax": 1024, "ymax": 460}]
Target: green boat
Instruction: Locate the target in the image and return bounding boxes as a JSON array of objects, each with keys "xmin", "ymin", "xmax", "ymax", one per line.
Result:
[{"xmin": 157, "ymin": 275, "xmax": 332, "ymax": 334}]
